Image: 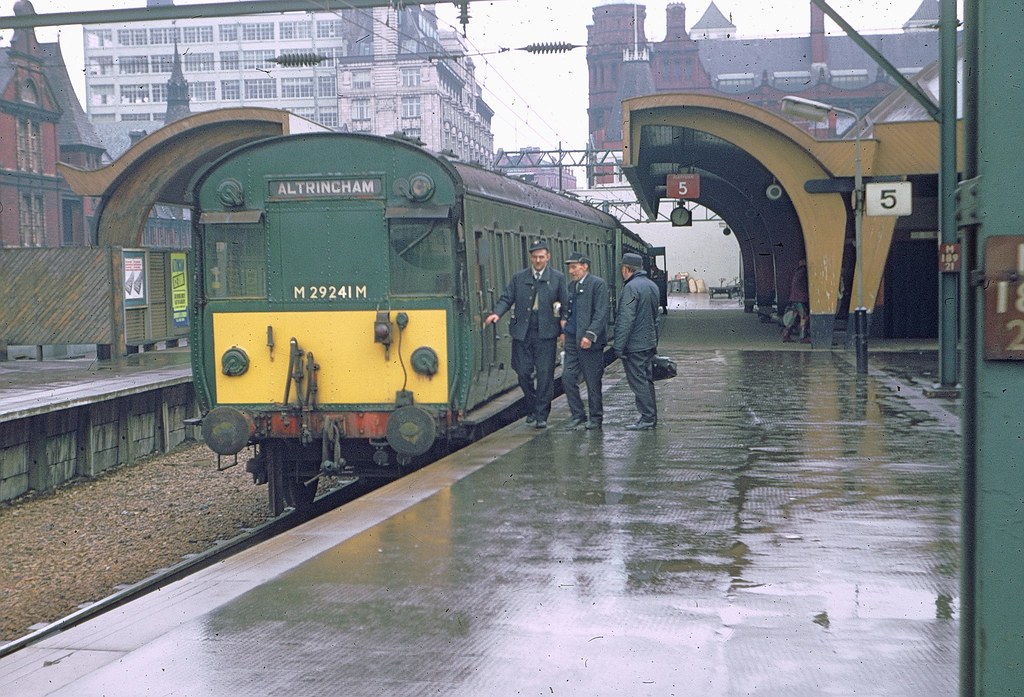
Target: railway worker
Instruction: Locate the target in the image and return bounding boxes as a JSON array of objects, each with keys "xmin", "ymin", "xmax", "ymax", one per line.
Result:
[
  {"xmin": 782, "ymin": 259, "xmax": 811, "ymax": 343},
  {"xmin": 561, "ymin": 251, "xmax": 609, "ymax": 431},
  {"xmin": 485, "ymin": 239, "xmax": 568, "ymax": 429},
  {"xmin": 613, "ymin": 252, "xmax": 660, "ymax": 430}
]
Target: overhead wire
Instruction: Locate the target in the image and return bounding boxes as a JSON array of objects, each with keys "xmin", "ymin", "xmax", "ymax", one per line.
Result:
[
  {"xmin": 309, "ymin": 0, "xmax": 581, "ymax": 151},
  {"xmin": 430, "ymin": 9, "xmax": 582, "ymax": 151}
]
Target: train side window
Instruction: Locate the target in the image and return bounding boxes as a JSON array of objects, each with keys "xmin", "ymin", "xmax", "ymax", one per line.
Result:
[
  {"xmin": 388, "ymin": 219, "xmax": 453, "ymax": 295},
  {"xmin": 202, "ymin": 223, "xmax": 266, "ymax": 299}
]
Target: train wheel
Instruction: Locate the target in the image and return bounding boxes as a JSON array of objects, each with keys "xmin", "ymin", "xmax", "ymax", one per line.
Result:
[{"xmin": 265, "ymin": 441, "xmax": 318, "ymax": 516}]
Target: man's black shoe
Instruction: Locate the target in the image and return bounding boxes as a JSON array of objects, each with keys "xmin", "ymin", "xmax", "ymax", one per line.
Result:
[
  {"xmin": 625, "ymin": 420, "xmax": 656, "ymax": 431},
  {"xmin": 563, "ymin": 417, "xmax": 586, "ymax": 431},
  {"xmin": 585, "ymin": 419, "xmax": 603, "ymax": 430},
  {"xmin": 534, "ymin": 420, "xmax": 547, "ymax": 429}
]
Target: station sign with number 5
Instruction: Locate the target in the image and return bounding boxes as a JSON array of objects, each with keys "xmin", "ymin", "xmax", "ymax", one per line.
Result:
[
  {"xmin": 865, "ymin": 181, "xmax": 912, "ymax": 217},
  {"xmin": 666, "ymin": 173, "xmax": 700, "ymax": 199}
]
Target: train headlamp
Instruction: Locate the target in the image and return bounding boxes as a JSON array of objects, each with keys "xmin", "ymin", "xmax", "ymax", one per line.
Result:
[
  {"xmin": 411, "ymin": 347, "xmax": 439, "ymax": 376},
  {"xmin": 408, "ymin": 173, "xmax": 435, "ymax": 202},
  {"xmin": 221, "ymin": 347, "xmax": 250, "ymax": 376}
]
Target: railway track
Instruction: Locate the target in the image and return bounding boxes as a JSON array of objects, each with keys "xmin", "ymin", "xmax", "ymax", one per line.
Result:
[{"xmin": 0, "ymin": 476, "xmax": 377, "ymax": 659}]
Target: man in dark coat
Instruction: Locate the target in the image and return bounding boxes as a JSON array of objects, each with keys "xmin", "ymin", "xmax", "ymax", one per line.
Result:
[
  {"xmin": 485, "ymin": 239, "xmax": 568, "ymax": 429},
  {"xmin": 561, "ymin": 251, "xmax": 609, "ymax": 431},
  {"xmin": 613, "ymin": 252, "xmax": 660, "ymax": 430},
  {"xmin": 782, "ymin": 258, "xmax": 810, "ymax": 343}
]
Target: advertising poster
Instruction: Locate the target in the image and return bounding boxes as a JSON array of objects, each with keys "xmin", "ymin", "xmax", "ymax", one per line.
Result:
[
  {"xmin": 124, "ymin": 251, "xmax": 146, "ymax": 307},
  {"xmin": 171, "ymin": 253, "xmax": 189, "ymax": 328}
]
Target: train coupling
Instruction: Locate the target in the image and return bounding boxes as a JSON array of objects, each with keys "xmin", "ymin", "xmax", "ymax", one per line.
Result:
[{"xmin": 245, "ymin": 451, "xmax": 268, "ymax": 485}]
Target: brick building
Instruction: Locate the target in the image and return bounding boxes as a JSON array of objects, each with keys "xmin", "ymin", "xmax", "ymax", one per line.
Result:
[
  {"xmin": 0, "ymin": 9, "xmax": 104, "ymax": 248},
  {"xmin": 588, "ymin": 1, "xmax": 945, "ymax": 156}
]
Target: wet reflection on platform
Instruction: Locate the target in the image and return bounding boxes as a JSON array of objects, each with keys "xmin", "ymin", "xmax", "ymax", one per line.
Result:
[{"xmin": 183, "ymin": 348, "xmax": 959, "ymax": 696}]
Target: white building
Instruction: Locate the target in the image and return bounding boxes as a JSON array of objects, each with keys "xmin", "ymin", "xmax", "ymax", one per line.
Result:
[{"xmin": 82, "ymin": 2, "xmax": 494, "ymax": 165}]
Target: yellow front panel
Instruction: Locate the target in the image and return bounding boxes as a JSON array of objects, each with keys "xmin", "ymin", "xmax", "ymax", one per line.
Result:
[{"xmin": 212, "ymin": 310, "xmax": 449, "ymax": 405}]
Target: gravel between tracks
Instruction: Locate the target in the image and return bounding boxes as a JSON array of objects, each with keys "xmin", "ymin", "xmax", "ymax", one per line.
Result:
[{"xmin": 0, "ymin": 442, "xmax": 272, "ymax": 642}]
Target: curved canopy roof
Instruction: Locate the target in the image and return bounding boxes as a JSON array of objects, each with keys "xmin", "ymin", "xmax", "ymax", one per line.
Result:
[{"xmin": 58, "ymin": 107, "xmax": 328, "ymax": 246}]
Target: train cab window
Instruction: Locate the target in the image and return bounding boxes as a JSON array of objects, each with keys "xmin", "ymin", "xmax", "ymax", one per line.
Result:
[
  {"xmin": 203, "ymin": 223, "xmax": 266, "ymax": 299},
  {"xmin": 388, "ymin": 219, "xmax": 453, "ymax": 295}
]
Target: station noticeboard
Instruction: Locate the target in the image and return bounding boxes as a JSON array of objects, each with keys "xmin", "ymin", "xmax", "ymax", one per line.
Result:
[
  {"xmin": 171, "ymin": 252, "xmax": 189, "ymax": 328},
  {"xmin": 983, "ymin": 235, "xmax": 1024, "ymax": 360},
  {"xmin": 666, "ymin": 173, "xmax": 700, "ymax": 199}
]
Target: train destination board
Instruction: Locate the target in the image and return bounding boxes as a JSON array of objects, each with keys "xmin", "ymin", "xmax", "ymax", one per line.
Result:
[{"xmin": 269, "ymin": 178, "xmax": 382, "ymax": 199}]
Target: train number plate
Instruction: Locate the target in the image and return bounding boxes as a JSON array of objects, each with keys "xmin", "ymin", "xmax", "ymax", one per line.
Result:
[
  {"xmin": 983, "ymin": 235, "xmax": 1024, "ymax": 360},
  {"xmin": 293, "ymin": 285, "xmax": 368, "ymax": 301}
]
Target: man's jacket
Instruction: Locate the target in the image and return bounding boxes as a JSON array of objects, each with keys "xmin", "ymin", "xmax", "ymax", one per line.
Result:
[
  {"xmin": 492, "ymin": 266, "xmax": 568, "ymax": 341},
  {"xmin": 613, "ymin": 270, "xmax": 659, "ymax": 354}
]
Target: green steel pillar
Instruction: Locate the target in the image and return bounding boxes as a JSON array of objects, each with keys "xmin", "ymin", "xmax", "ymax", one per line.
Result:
[
  {"xmin": 961, "ymin": 2, "xmax": 1024, "ymax": 695},
  {"xmin": 937, "ymin": 0, "xmax": 959, "ymax": 389}
]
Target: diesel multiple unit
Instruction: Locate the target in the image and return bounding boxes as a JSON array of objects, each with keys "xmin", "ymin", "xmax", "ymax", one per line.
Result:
[{"xmin": 190, "ymin": 132, "xmax": 648, "ymax": 514}]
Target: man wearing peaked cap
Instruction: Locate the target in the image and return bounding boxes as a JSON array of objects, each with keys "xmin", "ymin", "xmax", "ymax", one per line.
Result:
[
  {"xmin": 484, "ymin": 239, "xmax": 568, "ymax": 429},
  {"xmin": 613, "ymin": 252, "xmax": 660, "ymax": 430},
  {"xmin": 560, "ymin": 250, "xmax": 608, "ymax": 431},
  {"xmin": 621, "ymin": 252, "xmax": 644, "ymax": 267}
]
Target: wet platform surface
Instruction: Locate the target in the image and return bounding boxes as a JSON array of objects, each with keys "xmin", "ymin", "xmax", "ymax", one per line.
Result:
[{"xmin": 0, "ymin": 300, "xmax": 961, "ymax": 696}]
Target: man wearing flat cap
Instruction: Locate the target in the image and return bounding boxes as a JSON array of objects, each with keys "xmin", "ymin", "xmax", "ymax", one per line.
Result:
[
  {"xmin": 561, "ymin": 251, "xmax": 609, "ymax": 431},
  {"xmin": 613, "ymin": 252, "xmax": 660, "ymax": 430},
  {"xmin": 485, "ymin": 239, "xmax": 567, "ymax": 429}
]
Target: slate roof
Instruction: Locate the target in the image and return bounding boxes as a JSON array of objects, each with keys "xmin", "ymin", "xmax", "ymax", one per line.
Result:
[
  {"xmin": 39, "ymin": 41, "xmax": 105, "ymax": 151},
  {"xmin": 695, "ymin": 30, "xmax": 945, "ymax": 92},
  {"xmin": 92, "ymin": 121, "xmax": 165, "ymax": 162},
  {"xmin": 607, "ymin": 58, "xmax": 657, "ymax": 140},
  {"xmin": 905, "ymin": 0, "xmax": 940, "ymax": 30},
  {"xmin": 691, "ymin": 2, "xmax": 734, "ymax": 32}
]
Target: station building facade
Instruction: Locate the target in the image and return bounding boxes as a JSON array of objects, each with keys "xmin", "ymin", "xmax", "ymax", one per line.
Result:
[
  {"xmin": 0, "ymin": 23, "xmax": 104, "ymax": 248},
  {"xmin": 82, "ymin": 1, "xmax": 494, "ymax": 165}
]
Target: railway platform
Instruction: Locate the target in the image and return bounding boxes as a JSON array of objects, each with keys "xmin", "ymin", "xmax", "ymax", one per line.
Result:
[
  {"xmin": 0, "ymin": 345, "xmax": 191, "ymax": 421},
  {"xmin": 0, "ymin": 298, "xmax": 962, "ymax": 696}
]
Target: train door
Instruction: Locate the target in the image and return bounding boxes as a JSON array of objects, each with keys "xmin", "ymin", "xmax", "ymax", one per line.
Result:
[
  {"xmin": 470, "ymin": 227, "xmax": 505, "ymax": 408},
  {"xmin": 266, "ymin": 200, "xmax": 388, "ymax": 304}
]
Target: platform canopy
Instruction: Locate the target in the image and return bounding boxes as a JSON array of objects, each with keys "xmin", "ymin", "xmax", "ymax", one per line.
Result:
[
  {"xmin": 59, "ymin": 107, "xmax": 329, "ymax": 247},
  {"xmin": 619, "ymin": 93, "xmax": 946, "ymax": 344}
]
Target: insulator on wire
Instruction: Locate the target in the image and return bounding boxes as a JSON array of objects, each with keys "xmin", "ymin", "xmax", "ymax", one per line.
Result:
[
  {"xmin": 272, "ymin": 53, "xmax": 326, "ymax": 67},
  {"xmin": 456, "ymin": 1, "xmax": 470, "ymax": 27},
  {"xmin": 522, "ymin": 42, "xmax": 579, "ymax": 54}
]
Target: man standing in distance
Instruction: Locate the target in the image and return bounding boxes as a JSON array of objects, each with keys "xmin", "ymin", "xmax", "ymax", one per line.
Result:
[
  {"xmin": 613, "ymin": 252, "xmax": 660, "ymax": 430},
  {"xmin": 561, "ymin": 251, "xmax": 609, "ymax": 431},
  {"xmin": 485, "ymin": 240, "xmax": 568, "ymax": 429}
]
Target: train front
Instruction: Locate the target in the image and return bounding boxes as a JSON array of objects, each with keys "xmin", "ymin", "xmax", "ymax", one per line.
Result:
[{"xmin": 190, "ymin": 133, "xmax": 460, "ymax": 513}]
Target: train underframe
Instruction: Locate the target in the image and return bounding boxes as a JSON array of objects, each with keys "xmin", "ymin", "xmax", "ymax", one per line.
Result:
[{"xmin": 212, "ymin": 406, "xmax": 464, "ymax": 516}]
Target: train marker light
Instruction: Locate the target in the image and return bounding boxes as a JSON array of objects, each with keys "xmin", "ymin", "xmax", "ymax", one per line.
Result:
[
  {"xmin": 374, "ymin": 311, "xmax": 393, "ymax": 360},
  {"xmin": 408, "ymin": 173, "xmax": 435, "ymax": 202}
]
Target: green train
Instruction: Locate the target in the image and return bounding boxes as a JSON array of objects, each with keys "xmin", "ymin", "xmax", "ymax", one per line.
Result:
[{"xmin": 190, "ymin": 132, "xmax": 649, "ymax": 514}]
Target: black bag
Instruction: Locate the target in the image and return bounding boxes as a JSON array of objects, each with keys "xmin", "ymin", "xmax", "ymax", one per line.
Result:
[{"xmin": 652, "ymin": 355, "xmax": 677, "ymax": 381}]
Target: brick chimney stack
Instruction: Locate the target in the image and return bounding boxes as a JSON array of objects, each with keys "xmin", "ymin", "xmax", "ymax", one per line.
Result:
[
  {"xmin": 811, "ymin": 1, "xmax": 826, "ymax": 65},
  {"xmin": 666, "ymin": 3, "xmax": 687, "ymax": 41}
]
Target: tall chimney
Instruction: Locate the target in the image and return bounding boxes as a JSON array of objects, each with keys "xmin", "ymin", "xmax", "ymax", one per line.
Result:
[
  {"xmin": 810, "ymin": 1, "xmax": 826, "ymax": 65},
  {"xmin": 666, "ymin": 3, "xmax": 687, "ymax": 41}
]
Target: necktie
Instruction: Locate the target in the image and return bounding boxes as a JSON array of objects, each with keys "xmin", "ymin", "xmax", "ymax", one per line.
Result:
[{"xmin": 532, "ymin": 272, "xmax": 540, "ymax": 310}]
